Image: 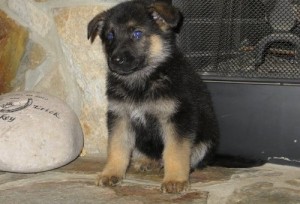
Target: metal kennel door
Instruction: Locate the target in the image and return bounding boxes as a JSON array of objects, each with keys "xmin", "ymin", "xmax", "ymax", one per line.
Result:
[{"xmin": 173, "ymin": 0, "xmax": 300, "ymax": 166}]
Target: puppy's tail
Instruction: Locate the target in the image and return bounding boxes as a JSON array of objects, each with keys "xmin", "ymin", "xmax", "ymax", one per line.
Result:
[{"xmin": 200, "ymin": 154, "xmax": 266, "ymax": 169}]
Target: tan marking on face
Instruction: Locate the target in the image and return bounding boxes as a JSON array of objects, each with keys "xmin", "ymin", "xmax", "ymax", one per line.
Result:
[
  {"xmin": 162, "ymin": 122, "xmax": 191, "ymax": 182},
  {"xmin": 101, "ymin": 117, "xmax": 134, "ymax": 178},
  {"xmin": 149, "ymin": 35, "xmax": 164, "ymax": 58},
  {"xmin": 148, "ymin": 34, "xmax": 171, "ymax": 67},
  {"xmin": 127, "ymin": 20, "xmax": 137, "ymax": 27}
]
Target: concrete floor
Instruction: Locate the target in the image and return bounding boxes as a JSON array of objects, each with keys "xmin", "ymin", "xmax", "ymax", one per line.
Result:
[{"xmin": 0, "ymin": 155, "xmax": 299, "ymax": 204}]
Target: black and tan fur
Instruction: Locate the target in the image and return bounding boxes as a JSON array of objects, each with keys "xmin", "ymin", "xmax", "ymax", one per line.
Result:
[{"xmin": 88, "ymin": 0, "xmax": 219, "ymax": 193}]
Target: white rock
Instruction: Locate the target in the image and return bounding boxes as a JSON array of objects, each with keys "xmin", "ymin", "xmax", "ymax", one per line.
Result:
[{"xmin": 0, "ymin": 91, "xmax": 84, "ymax": 173}]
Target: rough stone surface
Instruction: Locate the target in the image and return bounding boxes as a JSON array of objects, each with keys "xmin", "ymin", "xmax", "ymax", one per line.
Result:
[
  {"xmin": 53, "ymin": 6, "xmax": 111, "ymax": 154},
  {"xmin": 227, "ymin": 182, "xmax": 300, "ymax": 204},
  {"xmin": 2, "ymin": 0, "xmax": 121, "ymax": 156},
  {"xmin": 12, "ymin": 41, "xmax": 47, "ymax": 91},
  {"xmin": 0, "ymin": 91, "xmax": 84, "ymax": 173},
  {"xmin": 0, "ymin": 10, "xmax": 28, "ymax": 94},
  {"xmin": 8, "ymin": 0, "xmax": 52, "ymax": 37},
  {"xmin": 0, "ymin": 156, "xmax": 299, "ymax": 203},
  {"xmin": 25, "ymin": 42, "xmax": 46, "ymax": 70}
]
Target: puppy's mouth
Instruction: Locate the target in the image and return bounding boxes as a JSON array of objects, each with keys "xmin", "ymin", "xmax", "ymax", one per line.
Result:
[
  {"xmin": 108, "ymin": 65, "xmax": 139, "ymax": 75},
  {"xmin": 107, "ymin": 57, "xmax": 146, "ymax": 76}
]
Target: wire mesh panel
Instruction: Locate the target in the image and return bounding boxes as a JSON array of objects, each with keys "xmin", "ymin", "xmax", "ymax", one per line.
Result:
[{"xmin": 173, "ymin": 0, "xmax": 300, "ymax": 82}]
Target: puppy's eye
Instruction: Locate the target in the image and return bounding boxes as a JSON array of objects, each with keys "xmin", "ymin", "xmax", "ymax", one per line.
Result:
[
  {"xmin": 107, "ymin": 32, "xmax": 114, "ymax": 41},
  {"xmin": 132, "ymin": 30, "xmax": 143, "ymax": 40}
]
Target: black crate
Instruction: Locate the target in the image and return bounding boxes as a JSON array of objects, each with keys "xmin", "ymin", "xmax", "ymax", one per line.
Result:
[
  {"xmin": 173, "ymin": 0, "xmax": 300, "ymax": 83},
  {"xmin": 173, "ymin": 0, "xmax": 300, "ymax": 166}
]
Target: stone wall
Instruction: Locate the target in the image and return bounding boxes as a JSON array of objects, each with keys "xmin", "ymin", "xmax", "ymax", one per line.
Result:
[
  {"xmin": 0, "ymin": 0, "xmax": 127, "ymax": 155},
  {"xmin": 0, "ymin": 10, "xmax": 28, "ymax": 93}
]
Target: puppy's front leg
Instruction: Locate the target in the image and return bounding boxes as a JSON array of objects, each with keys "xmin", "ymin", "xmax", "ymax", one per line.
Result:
[
  {"xmin": 97, "ymin": 115, "xmax": 134, "ymax": 186},
  {"xmin": 161, "ymin": 123, "xmax": 192, "ymax": 193}
]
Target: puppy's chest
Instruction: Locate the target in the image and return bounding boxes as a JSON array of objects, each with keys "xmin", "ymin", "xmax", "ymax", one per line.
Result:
[{"xmin": 108, "ymin": 99, "xmax": 177, "ymax": 123}]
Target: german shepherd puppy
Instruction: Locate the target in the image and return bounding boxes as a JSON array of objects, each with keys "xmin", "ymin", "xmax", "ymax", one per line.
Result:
[{"xmin": 88, "ymin": 0, "xmax": 219, "ymax": 193}]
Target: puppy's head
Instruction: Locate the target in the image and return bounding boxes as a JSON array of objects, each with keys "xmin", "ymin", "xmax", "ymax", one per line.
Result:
[{"xmin": 87, "ymin": 1, "xmax": 182, "ymax": 76}]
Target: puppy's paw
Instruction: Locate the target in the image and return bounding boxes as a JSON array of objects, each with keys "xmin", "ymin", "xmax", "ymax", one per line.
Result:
[
  {"xmin": 133, "ymin": 159, "xmax": 162, "ymax": 172},
  {"xmin": 161, "ymin": 180, "xmax": 190, "ymax": 194},
  {"xmin": 95, "ymin": 173, "xmax": 123, "ymax": 187}
]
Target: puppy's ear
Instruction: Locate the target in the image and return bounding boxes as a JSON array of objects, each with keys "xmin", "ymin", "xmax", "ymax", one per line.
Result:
[
  {"xmin": 87, "ymin": 11, "xmax": 107, "ymax": 43},
  {"xmin": 148, "ymin": 2, "xmax": 182, "ymax": 31}
]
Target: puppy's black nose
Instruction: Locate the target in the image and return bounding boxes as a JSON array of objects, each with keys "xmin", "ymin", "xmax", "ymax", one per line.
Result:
[{"xmin": 111, "ymin": 55, "xmax": 126, "ymax": 65}]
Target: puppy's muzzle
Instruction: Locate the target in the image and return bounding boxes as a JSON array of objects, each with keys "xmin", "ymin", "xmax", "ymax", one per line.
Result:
[{"xmin": 108, "ymin": 51, "xmax": 141, "ymax": 75}]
